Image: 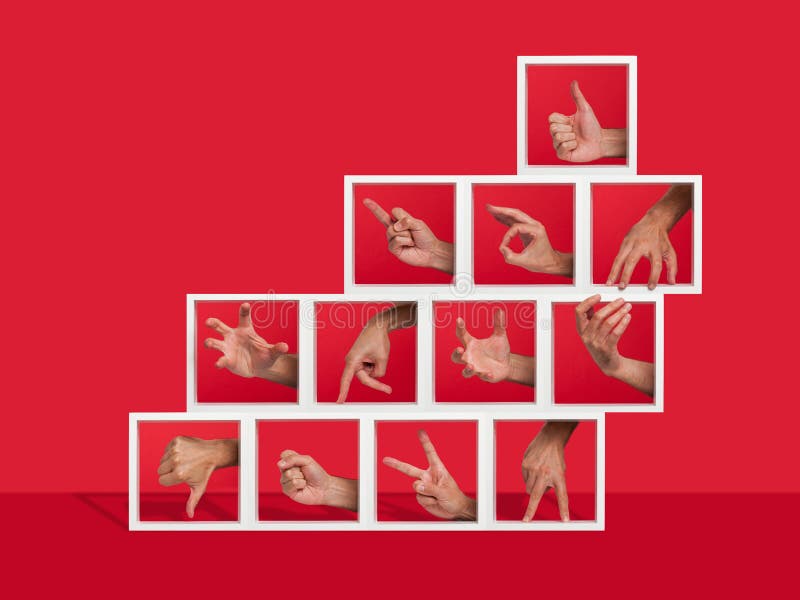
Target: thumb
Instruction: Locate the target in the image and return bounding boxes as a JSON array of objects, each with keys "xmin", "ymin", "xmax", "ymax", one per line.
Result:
[
  {"xmin": 570, "ymin": 80, "xmax": 591, "ymax": 111},
  {"xmin": 186, "ymin": 480, "xmax": 208, "ymax": 519}
]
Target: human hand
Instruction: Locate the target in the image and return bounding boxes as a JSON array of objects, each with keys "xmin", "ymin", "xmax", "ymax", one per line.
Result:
[
  {"xmin": 363, "ymin": 198, "xmax": 454, "ymax": 273},
  {"xmin": 383, "ymin": 430, "xmax": 476, "ymax": 521},
  {"xmin": 606, "ymin": 213, "xmax": 678, "ymax": 290},
  {"xmin": 204, "ymin": 302, "xmax": 291, "ymax": 381},
  {"xmin": 574, "ymin": 295, "xmax": 632, "ymax": 377},
  {"xmin": 548, "ymin": 80, "xmax": 626, "ymax": 162},
  {"xmin": 278, "ymin": 450, "xmax": 359, "ymax": 511},
  {"xmin": 490, "ymin": 210, "xmax": 572, "ymax": 277},
  {"xmin": 337, "ymin": 314, "xmax": 392, "ymax": 403},
  {"xmin": 157, "ymin": 436, "xmax": 239, "ymax": 518},
  {"xmin": 451, "ymin": 307, "xmax": 511, "ymax": 383},
  {"xmin": 521, "ymin": 422, "xmax": 576, "ymax": 522}
]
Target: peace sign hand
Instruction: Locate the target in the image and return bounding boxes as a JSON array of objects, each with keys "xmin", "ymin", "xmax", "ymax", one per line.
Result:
[{"xmin": 382, "ymin": 430, "xmax": 476, "ymax": 521}]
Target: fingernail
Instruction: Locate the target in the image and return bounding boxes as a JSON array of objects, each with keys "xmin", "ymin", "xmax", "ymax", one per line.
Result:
[
  {"xmin": 624, "ymin": 303, "xmax": 632, "ymax": 311},
  {"xmin": 277, "ymin": 460, "xmax": 286, "ymax": 468}
]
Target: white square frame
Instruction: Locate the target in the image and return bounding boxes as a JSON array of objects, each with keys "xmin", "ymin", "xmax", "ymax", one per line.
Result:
[
  {"xmin": 130, "ymin": 411, "xmax": 604, "ymax": 531},
  {"xmin": 587, "ymin": 175, "xmax": 702, "ymax": 295},
  {"xmin": 517, "ymin": 55, "xmax": 637, "ymax": 176}
]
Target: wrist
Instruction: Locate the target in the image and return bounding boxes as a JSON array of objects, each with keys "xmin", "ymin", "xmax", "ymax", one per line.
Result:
[
  {"xmin": 540, "ymin": 421, "xmax": 577, "ymax": 446},
  {"xmin": 323, "ymin": 476, "xmax": 359, "ymax": 512},
  {"xmin": 454, "ymin": 493, "xmax": 477, "ymax": 521},
  {"xmin": 256, "ymin": 354, "xmax": 298, "ymax": 388},
  {"xmin": 506, "ymin": 353, "xmax": 535, "ymax": 387},
  {"xmin": 211, "ymin": 439, "xmax": 239, "ymax": 469},
  {"xmin": 543, "ymin": 251, "xmax": 573, "ymax": 277},
  {"xmin": 600, "ymin": 128, "xmax": 627, "ymax": 158},
  {"xmin": 428, "ymin": 240, "xmax": 454, "ymax": 274}
]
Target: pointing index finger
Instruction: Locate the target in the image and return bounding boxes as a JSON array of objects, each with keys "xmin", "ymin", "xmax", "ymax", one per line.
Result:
[{"xmin": 363, "ymin": 198, "xmax": 393, "ymax": 228}]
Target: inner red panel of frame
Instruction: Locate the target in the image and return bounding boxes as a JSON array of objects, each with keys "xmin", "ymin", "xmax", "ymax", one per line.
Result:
[
  {"xmin": 495, "ymin": 420, "xmax": 596, "ymax": 521},
  {"xmin": 353, "ymin": 184, "xmax": 455, "ymax": 285},
  {"xmin": 553, "ymin": 302, "xmax": 655, "ymax": 404},
  {"xmin": 376, "ymin": 421, "xmax": 477, "ymax": 522},
  {"xmin": 315, "ymin": 302, "xmax": 416, "ymax": 403},
  {"xmin": 592, "ymin": 184, "xmax": 693, "ymax": 285},
  {"xmin": 527, "ymin": 64, "xmax": 627, "ymax": 166},
  {"xmin": 258, "ymin": 420, "xmax": 358, "ymax": 521},
  {"xmin": 473, "ymin": 184, "xmax": 574, "ymax": 285},
  {"xmin": 196, "ymin": 301, "xmax": 298, "ymax": 403},
  {"xmin": 433, "ymin": 301, "xmax": 535, "ymax": 403},
  {"xmin": 138, "ymin": 421, "xmax": 239, "ymax": 521}
]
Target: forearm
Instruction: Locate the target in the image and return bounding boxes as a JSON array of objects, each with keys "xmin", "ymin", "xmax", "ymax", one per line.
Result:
[
  {"xmin": 541, "ymin": 421, "xmax": 578, "ymax": 445},
  {"xmin": 259, "ymin": 353, "xmax": 298, "ymax": 388},
  {"xmin": 601, "ymin": 128, "xmax": 627, "ymax": 158},
  {"xmin": 507, "ymin": 353, "xmax": 536, "ymax": 387},
  {"xmin": 375, "ymin": 302, "xmax": 417, "ymax": 331},
  {"xmin": 211, "ymin": 438, "xmax": 239, "ymax": 468},
  {"xmin": 646, "ymin": 184, "xmax": 692, "ymax": 231},
  {"xmin": 548, "ymin": 251, "xmax": 573, "ymax": 277},
  {"xmin": 324, "ymin": 476, "xmax": 359, "ymax": 512},
  {"xmin": 609, "ymin": 357, "xmax": 654, "ymax": 396},
  {"xmin": 429, "ymin": 240, "xmax": 454, "ymax": 274}
]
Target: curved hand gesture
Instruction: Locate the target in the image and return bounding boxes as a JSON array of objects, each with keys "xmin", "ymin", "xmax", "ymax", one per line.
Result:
[
  {"xmin": 383, "ymin": 430, "xmax": 475, "ymax": 520},
  {"xmin": 548, "ymin": 80, "xmax": 604, "ymax": 163},
  {"xmin": 363, "ymin": 198, "xmax": 451, "ymax": 272},
  {"xmin": 451, "ymin": 308, "xmax": 511, "ymax": 383},
  {"xmin": 204, "ymin": 302, "xmax": 289, "ymax": 379},
  {"xmin": 575, "ymin": 295, "xmax": 632, "ymax": 376}
]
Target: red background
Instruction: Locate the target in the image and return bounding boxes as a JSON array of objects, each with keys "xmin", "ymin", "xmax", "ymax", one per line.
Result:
[
  {"xmin": 196, "ymin": 300, "xmax": 298, "ymax": 403},
  {"xmin": 473, "ymin": 184, "xmax": 574, "ymax": 284},
  {"xmin": 527, "ymin": 65, "xmax": 628, "ymax": 166},
  {"xmin": 315, "ymin": 302, "xmax": 416, "ymax": 402},
  {"xmin": 353, "ymin": 183, "xmax": 455, "ymax": 284},
  {"xmin": 592, "ymin": 184, "xmax": 693, "ymax": 285},
  {"xmin": 138, "ymin": 421, "xmax": 239, "ymax": 521},
  {"xmin": 3, "ymin": 1, "xmax": 798, "ymax": 595},
  {"xmin": 554, "ymin": 302, "xmax": 655, "ymax": 404},
  {"xmin": 257, "ymin": 420, "xmax": 358, "ymax": 521},
  {"xmin": 376, "ymin": 421, "xmax": 477, "ymax": 521},
  {"xmin": 495, "ymin": 420, "xmax": 596, "ymax": 521},
  {"xmin": 433, "ymin": 301, "xmax": 535, "ymax": 402}
]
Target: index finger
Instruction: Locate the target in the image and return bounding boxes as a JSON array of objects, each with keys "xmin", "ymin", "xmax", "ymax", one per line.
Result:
[
  {"xmin": 383, "ymin": 456, "xmax": 425, "ymax": 479},
  {"xmin": 523, "ymin": 478, "xmax": 548, "ymax": 522},
  {"xmin": 337, "ymin": 361, "xmax": 358, "ymax": 403},
  {"xmin": 363, "ymin": 198, "xmax": 393, "ymax": 228},
  {"xmin": 417, "ymin": 430, "xmax": 442, "ymax": 467},
  {"xmin": 548, "ymin": 112, "xmax": 571, "ymax": 125},
  {"xmin": 486, "ymin": 204, "xmax": 534, "ymax": 225},
  {"xmin": 575, "ymin": 294, "xmax": 601, "ymax": 333},
  {"xmin": 455, "ymin": 317, "xmax": 473, "ymax": 346}
]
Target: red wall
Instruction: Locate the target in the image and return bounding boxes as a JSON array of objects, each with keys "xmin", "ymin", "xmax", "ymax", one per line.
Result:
[{"xmin": 1, "ymin": 1, "xmax": 796, "ymax": 496}]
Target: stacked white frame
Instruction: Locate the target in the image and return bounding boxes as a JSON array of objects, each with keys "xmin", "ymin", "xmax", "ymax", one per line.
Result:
[{"xmin": 130, "ymin": 412, "xmax": 605, "ymax": 531}]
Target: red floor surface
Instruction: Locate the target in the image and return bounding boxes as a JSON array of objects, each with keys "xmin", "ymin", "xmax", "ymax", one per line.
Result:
[{"xmin": 4, "ymin": 493, "xmax": 796, "ymax": 596}]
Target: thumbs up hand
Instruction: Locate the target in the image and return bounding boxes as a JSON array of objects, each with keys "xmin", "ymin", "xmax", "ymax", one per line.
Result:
[{"xmin": 548, "ymin": 80, "xmax": 626, "ymax": 162}]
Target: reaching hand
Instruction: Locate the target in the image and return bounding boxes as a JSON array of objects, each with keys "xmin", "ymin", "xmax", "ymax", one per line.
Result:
[
  {"xmin": 157, "ymin": 436, "xmax": 238, "ymax": 519},
  {"xmin": 521, "ymin": 422, "xmax": 576, "ymax": 522},
  {"xmin": 204, "ymin": 302, "xmax": 290, "ymax": 379},
  {"xmin": 363, "ymin": 198, "xmax": 454, "ymax": 273},
  {"xmin": 607, "ymin": 213, "xmax": 678, "ymax": 290},
  {"xmin": 487, "ymin": 205, "xmax": 572, "ymax": 276},
  {"xmin": 383, "ymin": 430, "xmax": 476, "ymax": 520},
  {"xmin": 451, "ymin": 308, "xmax": 511, "ymax": 383},
  {"xmin": 337, "ymin": 316, "xmax": 392, "ymax": 403},
  {"xmin": 574, "ymin": 295, "xmax": 631, "ymax": 377},
  {"xmin": 548, "ymin": 80, "xmax": 626, "ymax": 162},
  {"xmin": 277, "ymin": 450, "xmax": 359, "ymax": 511}
]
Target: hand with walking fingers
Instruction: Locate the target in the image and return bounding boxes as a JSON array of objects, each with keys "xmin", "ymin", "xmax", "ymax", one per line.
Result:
[
  {"xmin": 277, "ymin": 450, "xmax": 359, "ymax": 511},
  {"xmin": 548, "ymin": 80, "xmax": 626, "ymax": 162},
  {"xmin": 204, "ymin": 302, "xmax": 293, "ymax": 383},
  {"xmin": 157, "ymin": 436, "xmax": 239, "ymax": 519},
  {"xmin": 606, "ymin": 212, "xmax": 678, "ymax": 290},
  {"xmin": 451, "ymin": 308, "xmax": 511, "ymax": 383},
  {"xmin": 337, "ymin": 317, "xmax": 392, "ymax": 403},
  {"xmin": 363, "ymin": 198, "xmax": 454, "ymax": 274},
  {"xmin": 382, "ymin": 430, "xmax": 476, "ymax": 521},
  {"xmin": 521, "ymin": 422, "xmax": 577, "ymax": 522}
]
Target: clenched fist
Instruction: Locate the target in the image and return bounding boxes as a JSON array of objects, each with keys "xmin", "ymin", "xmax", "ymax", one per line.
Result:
[{"xmin": 277, "ymin": 450, "xmax": 358, "ymax": 511}]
